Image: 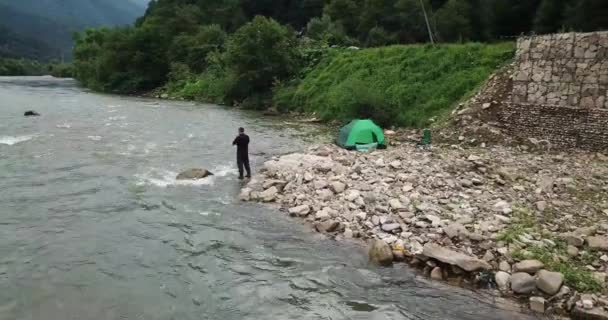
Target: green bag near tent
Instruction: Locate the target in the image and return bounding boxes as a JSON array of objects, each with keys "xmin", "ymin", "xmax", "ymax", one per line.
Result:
[{"xmin": 336, "ymin": 119, "xmax": 386, "ymax": 150}]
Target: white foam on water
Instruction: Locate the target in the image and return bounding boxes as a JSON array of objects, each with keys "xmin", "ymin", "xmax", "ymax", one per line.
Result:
[
  {"xmin": 0, "ymin": 135, "xmax": 34, "ymax": 145},
  {"xmin": 134, "ymin": 163, "xmax": 235, "ymax": 188},
  {"xmin": 199, "ymin": 211, "xmax": 221, "ymax": 216},
  {"xmin": 56, "ymin": 123, "xmax": 71, "ymax": 129},
  {"xmin": 135, "ymin": 169, "xmax": 214, "ymax": 188},
  {"xmin": 212, "ymin": 164, "xmax": 236, "ymax": 177},
  {"xmin": 87, "ymin": 136, "xmax": 102, "ymax": 141},
  {"xmin": 108, "ymin": 116, "xmax": 127, "ymax": 121}
]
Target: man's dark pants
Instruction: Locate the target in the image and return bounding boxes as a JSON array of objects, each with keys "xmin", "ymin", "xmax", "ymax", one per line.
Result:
[{"xmin": 237, "ymin": 153, "xmax": 251, "ymax": 178}]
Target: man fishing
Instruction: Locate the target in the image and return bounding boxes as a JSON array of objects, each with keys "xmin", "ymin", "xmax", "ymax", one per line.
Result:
[{"xmin": 232, "ymin": 127, "xmax": 251, "ymax": 180}]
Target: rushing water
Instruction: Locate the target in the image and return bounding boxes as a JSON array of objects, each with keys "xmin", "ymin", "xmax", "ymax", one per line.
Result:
[{"xmin": 0, "ymin": 77, "xmax": 534, "ymax": 320}]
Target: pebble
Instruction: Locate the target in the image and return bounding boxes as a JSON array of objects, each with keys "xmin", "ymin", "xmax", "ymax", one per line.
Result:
[
  {"xmin": 530, "ymin": 297, "xmax": 546, "ymax": 313},
  {"xmin": 430, "ymin": 267, "xmax": 443, "ymax": 280}
]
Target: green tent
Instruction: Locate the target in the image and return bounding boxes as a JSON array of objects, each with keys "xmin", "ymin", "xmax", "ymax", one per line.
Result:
[{"xmin": 336, "ymin": 119, "xmax": 386, "ymax": 150}]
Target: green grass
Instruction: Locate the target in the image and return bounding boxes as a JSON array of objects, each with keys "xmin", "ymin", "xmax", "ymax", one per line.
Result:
[
  {"xmin": 274, "ymin": 42, "xmax": 515, "ymax": 127},
  {"xmin": 498, "ymin": 206, "xmax": 603, "ymax": 293},
  {"xmin": 513, "ymin": 244, "xmax": 603, "ymax": 293}
]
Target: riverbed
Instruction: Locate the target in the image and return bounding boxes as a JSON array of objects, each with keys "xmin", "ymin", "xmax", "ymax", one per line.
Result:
[{"xmin": 0, "ymin": 76, "xmax": 534, "ymax": 320}]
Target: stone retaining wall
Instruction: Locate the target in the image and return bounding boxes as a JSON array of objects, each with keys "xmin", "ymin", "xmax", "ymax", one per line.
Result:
[{"xmin": 496, "ymin": 32, "xmax": 608, "ymax": 150}]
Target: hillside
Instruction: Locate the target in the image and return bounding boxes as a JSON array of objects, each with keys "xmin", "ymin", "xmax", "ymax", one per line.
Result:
[
  {"xmin": 0, "ymin": 0, "xmax": 147, "ymax": 61},
  {"xmin": 273, "ymin": 43, "xmax": 515, "ymax": 127}
]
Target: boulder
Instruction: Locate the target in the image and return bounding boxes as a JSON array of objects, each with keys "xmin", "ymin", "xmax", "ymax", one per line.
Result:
[
  {"xmin": 511, "ymin": 272, "xmax": 536, "ymax": 294},
  {"xmin": 513, "ymin": 260, "xmax": 544, "ymax": 274},
  {"xmin": 536, "ymin": 270, "xmax": 564, "ymax": 295},
  {"xmin": 24, "ymin": 110, "xmax": 40, "ymax": 117},
  {"xmin": 176, "ymin": 168, "xmax": 214, "ymax": 180},
  {"xmin": 587, "ymin": 236, "xmax": 608, "ymax": 251},
  {"xmin": 259, "ymin": 187, "xmax": 278, "ymax": 202},
  {"xmin": 288, "ymin": 205, "xmax": 310, "ymax": 217},
  {"xmin": 369, "ymin": 240, "xmax": 393, "ymax": 266},
  {"xmin": 495, "ymin": 271, "xmax": 511, "ymax": 291},
  {"xmin": 422, "ymin": 243, "xmax": 491, "ymax": 272},
  {"xmin": 315, "ymin": 220, "xmax": 339, "ymax": 233}
]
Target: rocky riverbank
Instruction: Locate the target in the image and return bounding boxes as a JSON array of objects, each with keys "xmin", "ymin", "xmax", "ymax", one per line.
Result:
[{"xmin": 240, "ymin": 139, "xmax": 608, "ymax": 318}]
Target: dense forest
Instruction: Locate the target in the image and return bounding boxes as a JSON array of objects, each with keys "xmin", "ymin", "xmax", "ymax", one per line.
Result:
[
  {"xmin": 0, "ymin": 0, "xmax": 146, "ymax": 61},
  {"xmin": 72, "ymin": 0, "xmax": 608, "ymax": 125}
]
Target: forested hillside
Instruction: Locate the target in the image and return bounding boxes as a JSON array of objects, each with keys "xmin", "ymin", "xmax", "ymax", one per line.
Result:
[
  {"xmin": 0, "ymin": 0, "xmax": 147, "ymax": 61},
  {"xmin": 72, "ymin": 0, "xmax": 608, "ymax": 125}
]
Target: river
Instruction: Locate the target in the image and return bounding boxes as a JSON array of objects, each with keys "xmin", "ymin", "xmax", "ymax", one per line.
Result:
[{"xmin": 0, "ymin": 77, "xmax": 534, "ymax": 320}]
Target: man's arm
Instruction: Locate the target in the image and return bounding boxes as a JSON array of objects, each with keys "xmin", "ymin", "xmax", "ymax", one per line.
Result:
[{"xmin": 232, "ymin": 136, "xmax": 238, "ymax": 146}]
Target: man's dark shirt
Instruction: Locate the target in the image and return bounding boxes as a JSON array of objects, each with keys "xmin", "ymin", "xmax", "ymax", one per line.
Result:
[{"xmin": 232, "ymin": 134, "xmax": 250, "ymax": 157}]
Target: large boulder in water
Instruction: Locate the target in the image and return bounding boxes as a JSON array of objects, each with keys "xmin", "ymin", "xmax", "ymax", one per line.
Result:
[
  {"xmin": 176, "ymin": 168, "xmax": 213, "ymax": 180},
  {"xmin": 24, "ymin": 110, "xmax": 40, "ymax": 117},
  {"xmin": 369, "ymin": 240, "xmax": 393, "ymax": 266}
]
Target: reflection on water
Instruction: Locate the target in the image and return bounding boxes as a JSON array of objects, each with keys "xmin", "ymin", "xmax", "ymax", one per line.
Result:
[{"xmin": 0, "ymin": 77, "xmax": 533, "ymax": 320}]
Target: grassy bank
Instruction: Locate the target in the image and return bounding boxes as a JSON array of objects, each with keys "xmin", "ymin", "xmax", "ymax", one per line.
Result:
[
  {"xmin": 168, "ymin": 42, "xmax": 514, "ymax": 127},
  {"xmin": 274, "ymin": 43, "xmax": 515, "ymax": 127}
]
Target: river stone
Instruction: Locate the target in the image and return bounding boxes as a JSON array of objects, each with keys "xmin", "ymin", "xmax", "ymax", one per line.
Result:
[
  {"xmin": 430, "ymin": 267, "xmax": 443, "ymax": 280},
  {"xmin": 345, "ymin": 190, "xmax": 361, "ymax": 202},
  {"xmin": 444, "ymin": 223, "xmax": 467, "ymax": 239},
  {"xmin": 511, "ymin": 272, "xmax": 536, "ymax": 294},
  {"xmin": 330, "ymin": 181, "xmax": 346, "ymax": 194},
  {"xmin": 259, "ymin": 186, "xmax": 278, "ymax": 202},
  {"xmin": 572, "ymin": 307, "xmax": 608, "ymax": 320},
  {"xmin": 422, "ymin": 243, "xmax": 491, "ymax": 272},
  {"xmin": 24, "ymin": 110, "xmax": 40, "ymax": 117},
  {"xmin": 381, "ymin": 223, "xmax": 401, "ymax": 233},
  {"xmin": 499, "ymin": 261, "xmax": 512, "ymax": 272},
  {"xmin": 495, "ymin": 271, "xmax": 511, "ymax": 291},
  {"xmin": 513, "ymin": 260, "xmax": 544, "ymax": 274},
  {"xmin": 536, "ymin": 270, "xmax": 564, "ymax": 295},
  {"xmin": 315, "ymin": 209, "xmax": 331, "ymax": 221},
  {"xmin": 389, "ymin": 199, "xmax": 403, "ymax": 210},
  {"xmin": 563, "ymin": 233, "xmax": 585, "ymax": 247},
  {"xmin": 315, "ymin": 220, "xmax": 339, "ymax": 233},
  {"xmin": 176, "ymin": 168, "xmax": 213, "ymax": 180},
  {"xmin": 369, "ymin": 240, "xmax": 393, "ymax": 266},
  {"xmin": 289, "ymin": 205, "xmax": 310, "ymax": 217},
  {"xmin": 530, "ymin": 297, "xmax": 546, "ymax": 313},
  {"xmin": 239, "ymin": 188, "xmax": 252, "ymax": 201},
  {"xmin": 587, "ymin": 236, "xmax": 608, "ymax": 251}
]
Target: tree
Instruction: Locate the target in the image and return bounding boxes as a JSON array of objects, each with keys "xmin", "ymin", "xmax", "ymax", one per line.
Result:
[
  {"xmin": 224, "ymin": 16, "xmax": 300, "ymax": 102},
  {"xmin": 564, "ymin": 0, "xmax": 608, "ymax": 32},
  {"xmin": 393, "ymin": 0, "xmax": 432, "ymax": 43},
  {"xmin": 168, "ymin": 25, "xmax": 227, "ymax": 73},
  {"xmin": 324, "ymin": 0, "xmax": 359, "ymax": 36},
  {"xmin": 366, "ymin": 26, "xmax": 395, "ymax": 47},
  {"xmin": 434, "ymin": 0, "xmax": 473, "ymax": 42},
  {"xmin": 534, "ymin": 0, "xmax": 567, "ymax": 34}
]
